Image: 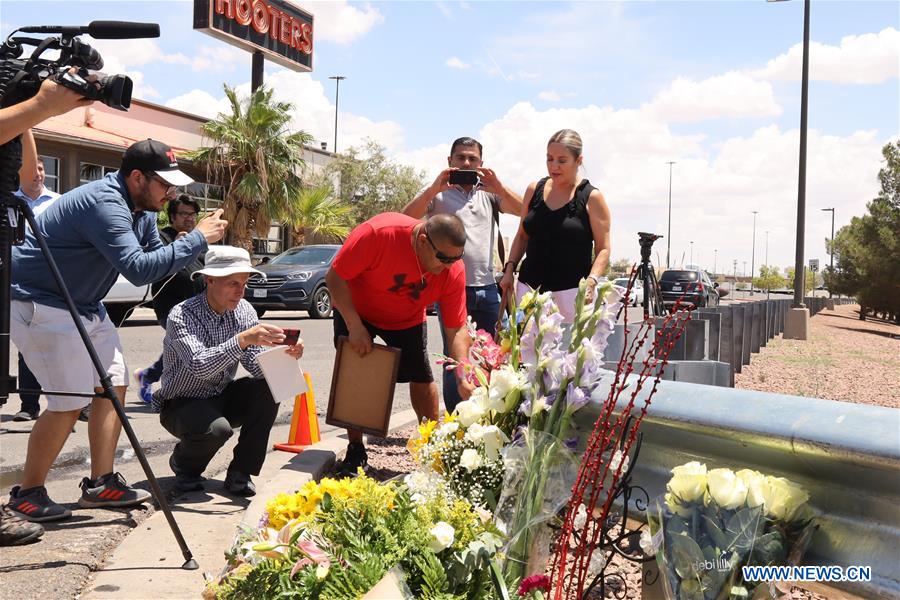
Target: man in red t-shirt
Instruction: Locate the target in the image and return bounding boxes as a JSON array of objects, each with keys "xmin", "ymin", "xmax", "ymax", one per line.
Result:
[{"xmin": 326, "ymin": 212, "xmax": 474, "ymax": 475}]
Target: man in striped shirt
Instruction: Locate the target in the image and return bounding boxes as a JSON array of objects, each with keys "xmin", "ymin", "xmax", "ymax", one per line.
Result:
[{"xmin": 153, "ymin": 246, "xmax": 304, "ymax": 496}]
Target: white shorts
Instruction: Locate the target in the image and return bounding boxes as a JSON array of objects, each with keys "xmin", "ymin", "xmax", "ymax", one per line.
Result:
[{"xmin": 11, "ymin": 300, "xmax": 128, "ymax": 412}]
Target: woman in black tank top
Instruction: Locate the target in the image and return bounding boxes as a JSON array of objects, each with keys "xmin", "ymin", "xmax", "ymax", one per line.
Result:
[{"xmin": 499, "ymin": 129, "xmax": 611, "ymax": 305}]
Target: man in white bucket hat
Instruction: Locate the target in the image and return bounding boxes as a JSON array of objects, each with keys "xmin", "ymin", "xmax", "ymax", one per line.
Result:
[{"xmin": 153, "ymin": 246, "xmax": 304, "ymax": 496}]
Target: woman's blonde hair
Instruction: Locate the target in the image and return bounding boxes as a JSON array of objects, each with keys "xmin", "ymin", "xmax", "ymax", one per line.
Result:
[{"xmin": 548, "ymin": 129, "xmax": 583, "ymax": 159}]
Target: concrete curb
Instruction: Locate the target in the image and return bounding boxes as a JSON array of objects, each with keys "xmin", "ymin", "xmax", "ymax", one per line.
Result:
[{"xmin": 82, "ymin": 408, "xmax": 419, "ymax": 599}]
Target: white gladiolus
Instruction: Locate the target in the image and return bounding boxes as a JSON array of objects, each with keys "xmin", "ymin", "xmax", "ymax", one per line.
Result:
[
  {"xmin": 428, "ymin": 522, "xmax": 455, "ymax": 552},
  {"xmin": 478, "ymin": 425, "xmax": 509, "ymax": 461}
]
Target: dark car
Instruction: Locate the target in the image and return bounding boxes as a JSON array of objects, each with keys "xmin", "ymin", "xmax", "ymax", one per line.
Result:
[
  {"xmin": 659, "ymin": 269, "xmax": 721, "ymax": 310},
  {"xmin": 244, "ymin": 244, "xmax": 339, "ymax": 319}
]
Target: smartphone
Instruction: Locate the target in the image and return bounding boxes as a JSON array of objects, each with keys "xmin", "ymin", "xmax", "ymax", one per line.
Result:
[
  {"xmin": 282, "ymin": 328, "xmax": 301, "ymax": 346},
  {"xmin": 448, "ymin": 169, "xmax": 479, "ymax": 186}
]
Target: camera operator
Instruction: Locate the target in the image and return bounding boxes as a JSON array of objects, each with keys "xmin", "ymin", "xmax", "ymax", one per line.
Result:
[
  {"xmin": 6, "ymin": 138, "xmax": 228, "ymax": 524},
  {"xmin": 0, "ymin": 75, "xmax": 93, "ymax": 547},
  {"xmin": 0, "ymin": 76, "xmax": 92, "ymax": 145}
]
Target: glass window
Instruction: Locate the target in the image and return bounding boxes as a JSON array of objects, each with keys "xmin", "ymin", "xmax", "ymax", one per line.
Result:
[
  {"xmin": 270, "ymin": 246, "xmax": 336, "ymax": 266},
  {"xmin": 40, "ymin": 155, "xmax": 60, "ymax": 192},
  {"xmin": 253, "ymin": 223, "xmax": 283, "ymax": 256},
  {"xmin": 80, "ymin": 162, "xmax": 116, "ymax": 185}
]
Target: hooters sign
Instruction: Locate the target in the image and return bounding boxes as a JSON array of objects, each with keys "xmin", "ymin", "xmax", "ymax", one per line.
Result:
[{"xmin": 194, "ymin": 0, "xmax": 313, "ymax": 72}]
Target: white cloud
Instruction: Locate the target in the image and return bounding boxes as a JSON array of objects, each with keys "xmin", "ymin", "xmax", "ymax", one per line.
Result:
[
  {"xmin": 644, "ymin": 71, "xmax": 782, "ymax": 122},
  {"xmin": 165, "ymin": 89, "xmax": 228, "ymax": 120},
  {"xmin": 394, "ymin": 100, "xmax": 886, "ymax": 271},
  {"xmin": 446, "ymin": 57, "xmax": 470, "ymax": 70},
  {"xmin": 754, "ymin": 27, "xmax": 900, "ymax": 84},
  {"xmin": 435, "ymin": 2, "xmax": 453, "ymax": 19},
  {"xmin": 538, "ymin": 91, "xmax": 562, "ymax": 102},
  {"xmin": 304, "ymin": 1, "xmax": 384, "ymax": 44}
]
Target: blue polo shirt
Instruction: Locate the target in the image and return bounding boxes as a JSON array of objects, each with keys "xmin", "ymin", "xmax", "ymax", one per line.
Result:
[{"xmin": 11, "ymin": 171, "xmax": 208, "ymax": 318}]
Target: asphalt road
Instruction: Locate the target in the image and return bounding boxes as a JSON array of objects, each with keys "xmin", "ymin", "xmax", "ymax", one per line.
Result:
[{"xmin": 0, "ymin": 308, "xmax": 442, "ymax": 487}]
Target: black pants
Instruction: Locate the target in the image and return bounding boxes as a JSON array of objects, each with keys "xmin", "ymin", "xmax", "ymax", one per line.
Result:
[{"xmin": 159, "ymin": 378, "xmax": 278, "ymax": 477}]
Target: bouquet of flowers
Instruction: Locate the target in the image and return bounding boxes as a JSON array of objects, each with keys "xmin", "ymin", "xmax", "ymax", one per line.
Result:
[
  {"xmin": 407, "ymin": 412, "xmax": 509, "ymax": 509},
  {"xmin": 205, "ymin": 473, "xmax": 505, "ymax": 599},
  {"xmin": 647, "ymin": 461, "xmax": 816, "ymax": 600}
]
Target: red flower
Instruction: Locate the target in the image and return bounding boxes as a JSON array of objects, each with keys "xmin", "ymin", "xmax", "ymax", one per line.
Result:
[{"xmin": 517, "ymin": 574, "xmax": 551, "ymax": 596}]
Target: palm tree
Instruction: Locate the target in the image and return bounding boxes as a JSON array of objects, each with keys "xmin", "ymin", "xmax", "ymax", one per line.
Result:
[
  {"xmin": 281, "ymin": 184, "xmax": 352, "ymax": 246},
  {"xmin": 185, "ymin": 84, "xmax": 313, "ymax": 251}
]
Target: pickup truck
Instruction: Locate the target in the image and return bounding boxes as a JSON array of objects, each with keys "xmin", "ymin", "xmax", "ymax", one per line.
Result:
[{"xmin": 102, "ymin": 275, "xmax": 152, "ymax": 326}]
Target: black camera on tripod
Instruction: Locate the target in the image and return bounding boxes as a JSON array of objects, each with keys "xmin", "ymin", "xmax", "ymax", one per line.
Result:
[
  {"xmin": 638, "ymin": 231, "xmax": 662, "ymax": 262},
  {"xmin": 0, "ymin": 20, "xmax": 160, "ymax": 110}
]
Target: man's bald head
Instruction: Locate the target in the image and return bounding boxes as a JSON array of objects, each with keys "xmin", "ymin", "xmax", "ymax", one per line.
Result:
[{"xmin": 425, "ymin": 213, "xmax": 466, "ymax": 248}]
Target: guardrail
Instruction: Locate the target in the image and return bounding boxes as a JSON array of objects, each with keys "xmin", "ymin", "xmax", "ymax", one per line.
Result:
[{"xmin": 574, "ymin": 379, "xmax": 900, "ymax": 597}]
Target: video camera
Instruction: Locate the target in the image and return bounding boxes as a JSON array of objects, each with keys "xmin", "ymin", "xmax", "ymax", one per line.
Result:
[
  {"xmin": 637, "ymin": 231, "xmax": 662, "ymax": 263},
  {"xmin": 0, "ymin": 20, "xmax": 160, "ymax": 110}
]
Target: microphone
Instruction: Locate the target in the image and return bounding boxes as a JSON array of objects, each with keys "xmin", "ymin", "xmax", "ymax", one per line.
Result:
[
  {"xmin": 86, "ymin": 21, "xmax": 161, "ymax": 39},
  {"xmin": 19, "ymin": 21, "xmax": 160, "ymax": 39}
]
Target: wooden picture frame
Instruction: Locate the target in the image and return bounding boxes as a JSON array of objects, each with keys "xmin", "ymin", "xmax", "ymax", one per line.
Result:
[{"xmin": 326, "ymin": 337, "xmax": 401, "ymax": 437}]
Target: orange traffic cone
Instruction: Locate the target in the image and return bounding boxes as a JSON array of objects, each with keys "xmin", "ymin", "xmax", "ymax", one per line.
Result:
[{"xmin": 273, "ymin": 373, "xmax": 320, "ymax": 453}]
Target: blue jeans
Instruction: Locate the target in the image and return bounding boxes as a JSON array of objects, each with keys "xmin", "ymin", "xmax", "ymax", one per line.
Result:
[
  {"xmin": 439, "ymin": 283, "xmax": 503, "ymax": 413},
  {"xmin": 17, "ymin": 353, "xmax": 41, "ymax": 414}
]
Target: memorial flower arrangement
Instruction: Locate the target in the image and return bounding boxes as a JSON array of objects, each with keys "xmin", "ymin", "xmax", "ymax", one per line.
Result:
[
  {"xmin": 647, "ymin": 461, "xmax": 816, "ymax": 600},
  {"xmin": 205, "ymin": 473, "xmax": 504, "ymax": 599}
]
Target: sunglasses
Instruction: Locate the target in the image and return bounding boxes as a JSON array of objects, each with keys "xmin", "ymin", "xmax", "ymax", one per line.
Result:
[{"xmin": 424, "ymin": 230, "xmax": 464, "ymax": 264}]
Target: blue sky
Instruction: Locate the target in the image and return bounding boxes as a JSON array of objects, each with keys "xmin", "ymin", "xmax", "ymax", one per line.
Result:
[{"xmin": 2, "ymin": 1, "xmax": 898, "ymax": 272}]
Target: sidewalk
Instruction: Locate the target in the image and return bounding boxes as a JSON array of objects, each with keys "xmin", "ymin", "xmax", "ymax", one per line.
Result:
[
  {"xmin": 735, "ymin": 303, "xmax": 899, "ymax": 408},
  {"xmin": 79, "ymin": 409, "xmax": 418, "ymax": 599}
]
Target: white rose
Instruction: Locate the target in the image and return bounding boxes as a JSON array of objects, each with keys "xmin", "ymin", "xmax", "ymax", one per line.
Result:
[
  {"xmin": 478, "ymin": 425, "xmax": 509, "ymax": 461},
  {"xmin": 465, "ymin": 422, "xmax": 485, "ymax": 443},
  {"xmin": 459, "ymin": 448, "xmax": 483, "ymax": 471},
  {"xmin": 665, "ymin": 492, "xmax": 693, "ymax": 517},
  {"xmin": 454, "ymin": 400, "xmax": 485, "ymax": 427},
  {"xmin": 403, "ymin": 472, "xmax": 430, "ymax": 494},
  {"xmin": 428, "ymin": 521, "xmax": 455, "ymax": 552},
  {"xmin": 736, "ymin": 469, "xmax": 767, "ymax": 508},
  {"xmin": 666, "ymin": 462, "xmax": 707, "ymax": 503},
  {"xmin": 706, "ymin": 468, "xmax": 749, "ymax": 510},
  {"xmin": 761, "ymin": 476, "xmax": 810, "ymax": 522},
  {"xmin": 410, "ymin": 492, "xmax": 427, "ymax": 505}
]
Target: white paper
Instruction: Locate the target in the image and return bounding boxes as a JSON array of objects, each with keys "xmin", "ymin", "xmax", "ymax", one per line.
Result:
[{"xmin": 255, "ymin": 346, "xmax": 308, "ymax": 403}]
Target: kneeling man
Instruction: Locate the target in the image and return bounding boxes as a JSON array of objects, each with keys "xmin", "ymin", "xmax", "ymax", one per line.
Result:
[{"xmin": 152, "ymin": 246, "xmax": 304, "ymax": 496}]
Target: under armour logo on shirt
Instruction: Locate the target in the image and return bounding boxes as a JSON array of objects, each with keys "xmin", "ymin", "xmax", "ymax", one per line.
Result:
[{"xmin": 388, "ymin": 273, "xmax": 427, "ymax": 300}]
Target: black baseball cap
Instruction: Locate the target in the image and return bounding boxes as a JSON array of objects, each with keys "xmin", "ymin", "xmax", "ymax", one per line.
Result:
[{"xmin": 120, "ymin": 139, "xmax": 193, "ymax": 187}]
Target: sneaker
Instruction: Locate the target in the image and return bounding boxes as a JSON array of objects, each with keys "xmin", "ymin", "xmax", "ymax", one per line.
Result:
[
  {"xmin": 7, "ymin": 485, "xmax": 72, "ymax": 522},
  {"xmin": 78, "ymin": 405, "xmax": 91, "ymax": 422},
  {"xmin": 12, "ymin": 409, "xmax": 38, "ymax": 422},
  {"xmin": 133, "ymin": 369, "xmax": 153, "ymax": 405},
  {"xmin": 223, "ymin": 470, "xmax": 256, "ymax": 497},
  {"xmin": 335, "ymin": 442, "xmax": 368, "ymax": 478},
  {"xmin": 78, "ymin": 472, "xmax": 152, "ymax": 508},
  {"xmin": 169, "ymin": 453, "xmax": 205, "ymax": 492},
  {"xmin": 0, "ymin": 505, "xmax": 44, "ymax": 546}
]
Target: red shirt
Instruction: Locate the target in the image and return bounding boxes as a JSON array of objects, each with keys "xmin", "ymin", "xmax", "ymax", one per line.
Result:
[{"xmin": 332, "ymin": 213, "xmax": 466, "ymax": 330}]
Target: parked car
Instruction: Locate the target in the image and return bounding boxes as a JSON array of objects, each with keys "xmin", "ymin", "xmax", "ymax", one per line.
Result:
[
  {"xmin": 102, "ymin": 275, "xmax": 151, "ymax": 326},
  {"xmin": 613, "ymin": 277, "xmax": 644, "ymax": 307},
  {"xmin": 658, "ymin": 269, "xmax": 720, "ymax": 309},
  {"xmin": 244, "ymin": 244, "xmax": 339, "ymax": 319}
]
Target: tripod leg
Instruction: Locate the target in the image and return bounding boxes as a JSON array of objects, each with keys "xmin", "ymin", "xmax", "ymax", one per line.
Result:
[{"xmin": 19, "ymin": 207, "xmax": 197, "ymax": 569}]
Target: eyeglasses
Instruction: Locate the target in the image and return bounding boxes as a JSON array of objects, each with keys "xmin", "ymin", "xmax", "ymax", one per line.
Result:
[
  {"xmin": 175, "ymin": 211, "xmax": 197, "ymax": 218},
  {"xmin": 145, "ymin": 172, "xmax": 176, "ymax": 195},
  {"xmin": 424, "ymin": 230, "xmax": 464, "ymax": 264}
]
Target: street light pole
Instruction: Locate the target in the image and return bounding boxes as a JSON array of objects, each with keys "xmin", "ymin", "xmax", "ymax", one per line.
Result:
[
  {"xmin": 750, "ymin": 210, "xmax": 758, "ymax": 296},
  {"xmin": 713, "ymin": 249, "xmax": 717, "ymax": 276},
  {"xmin": 328, "ymin": 75, "xmax": 346, "ymax": 153},
  {"xmin": 689, "ymin": 241, "xmax": 693, "ymax": 266},
  {"xmin": 765, "ymin": 230, "xmax": 771, "ymax": 299},
  {"xmin": 822, "ymin": 207, "xmax": 835, "ymax": 298},
  {"xmin": 666, "ymin": 161, "xmax": 676, "ymax": 269}
]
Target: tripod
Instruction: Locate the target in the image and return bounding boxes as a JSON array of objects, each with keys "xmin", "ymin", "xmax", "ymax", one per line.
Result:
[
  {"xmin": 634, "ymin": 232, "xmax": 667, "ymax": 319},
  {"xmin": 0, "ymin": 136, "xmax": 197, "ymax": 569}
]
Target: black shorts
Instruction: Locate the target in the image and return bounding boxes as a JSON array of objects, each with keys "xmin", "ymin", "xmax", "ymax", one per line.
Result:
[{"xmin": 332, "ymin": 310, "xmax": 433, "ymax": 384}]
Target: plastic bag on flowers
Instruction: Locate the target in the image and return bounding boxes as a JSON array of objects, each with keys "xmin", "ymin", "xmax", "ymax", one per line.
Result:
[
  {"xmin": 647, "ymin": 494, "xmax": 765, "ymax": 600},
  {"xmin": 493, "ymin": 429, "xmax": 579, "ymax": 586}
]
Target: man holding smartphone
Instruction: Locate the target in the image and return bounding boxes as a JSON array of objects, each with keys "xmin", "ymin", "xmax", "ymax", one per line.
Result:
[{"xmin": 402, "ymin": 137, "xmax": 522, "ymax": 412}]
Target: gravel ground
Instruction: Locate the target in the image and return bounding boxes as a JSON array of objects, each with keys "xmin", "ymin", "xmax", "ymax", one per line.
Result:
[{"xmin": 735, "ymin": 303, "xmax": 899, "ymax": 407}]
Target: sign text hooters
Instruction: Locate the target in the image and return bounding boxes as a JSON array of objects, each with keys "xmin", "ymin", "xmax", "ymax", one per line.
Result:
[{"xmin": 193, "ymin": 0, "xmax": 313, "ymax": 72}]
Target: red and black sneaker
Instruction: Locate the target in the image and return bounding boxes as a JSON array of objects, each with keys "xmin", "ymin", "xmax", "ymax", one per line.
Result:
[
  {"xmin": 78, "ymin": 472, "xmax": 152, "ymax": 508},
  {"xmin": 7, "ymin": 485, "xmax": 72, "ymax": 522},
  {"xmin": 0, "ymin": 505, "xmax": 44, "ymax": 546}
]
